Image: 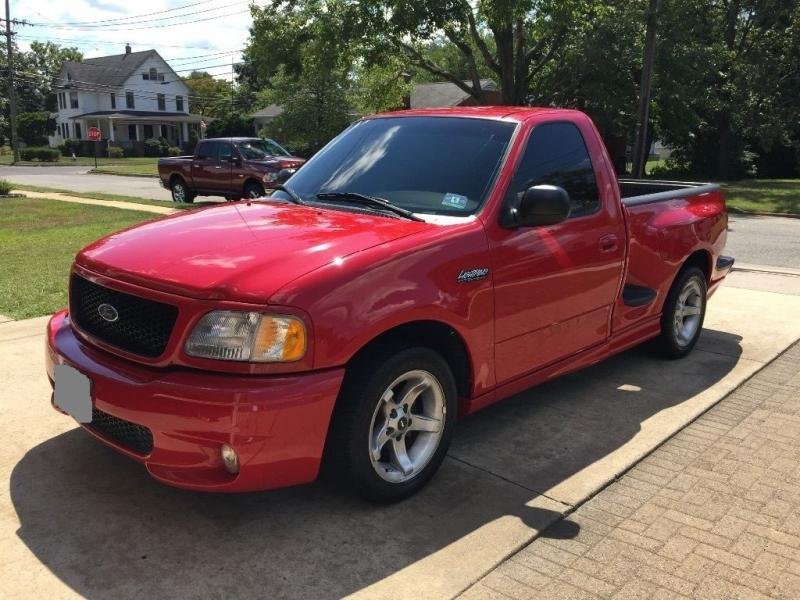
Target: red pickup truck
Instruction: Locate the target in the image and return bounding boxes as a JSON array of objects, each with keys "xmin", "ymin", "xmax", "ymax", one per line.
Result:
[
  {"xmin": 47, "ymin": 107, "xmax": 732, "ymax": 502},
  {"xmin": 158, "ymin": 137, "xmax": 305, "ymax": 203}
]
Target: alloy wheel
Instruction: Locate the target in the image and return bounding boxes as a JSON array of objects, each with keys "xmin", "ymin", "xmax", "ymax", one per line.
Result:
[{"xmin": 368, "ymin": 370, "xmax": 446, "ymax": 483}]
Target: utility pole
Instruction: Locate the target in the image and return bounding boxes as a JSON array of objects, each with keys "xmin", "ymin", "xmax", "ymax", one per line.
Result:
[
  {"xmin": 631, "ymin": 0, "xmax": 661, "ymax": 178},
  {"xmin": 4, "ymin": 0, "xmax": 19, "ymax": 163}
]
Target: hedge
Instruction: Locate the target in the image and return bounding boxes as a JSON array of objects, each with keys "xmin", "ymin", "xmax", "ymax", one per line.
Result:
[{"xmin": 20, "ymin": 147, "xmax": 61, "ymax": 162}]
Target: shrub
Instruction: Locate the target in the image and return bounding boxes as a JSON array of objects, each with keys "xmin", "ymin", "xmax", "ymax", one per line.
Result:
[
  {"xmin": 61, "ymin": 138, "xmax": 81, "ymax": 156},
  {"xmin": 0, "ymin": 179, "xmax": 13, "ymax": 195},
  {"xmin": 0, "ymin": 145, "xmax": 12, "ymax": 156},
  {"xmin": 167, "ymin": 146, "xmax": 182, "ymax": 156},
  {"xmin": 107, "ymin": 146, "xmax": 125, "ymax": 159},
  {"xmin": 20, "ymin": 147, "xmax": 60, "ymax": 162},
  {"xmin": 143, "ymin": 136, "xmax": 171, "ymax": 157}
]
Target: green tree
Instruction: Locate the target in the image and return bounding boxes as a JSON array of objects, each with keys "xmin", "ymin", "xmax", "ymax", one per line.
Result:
[
  {"xmin": 17, "ymin": 112, "xmax": 56, "ymax": 146},
  {"xmin": 182, "ymin": 71, "xmax": 233, "ymax": 118}
]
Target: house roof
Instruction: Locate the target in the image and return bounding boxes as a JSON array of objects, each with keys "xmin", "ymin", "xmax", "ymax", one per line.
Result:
[
  {"xmin": 69, "ymin": 110, "xmax": 204, "ymax": 122},
  {"xmin": 251, "ymin": 104, "xmax": 284, "ymax": 118},
  {"xmin": 410, "ymin": 79, "xmax": 497, "ymax": 109},
  {"xmin": 60, "ymin": 50, "xmax": 158, "ymax": 88}
]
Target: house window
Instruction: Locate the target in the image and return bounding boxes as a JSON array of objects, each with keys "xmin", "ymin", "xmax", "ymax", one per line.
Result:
[
  {"xmin": 110, "ymin": 93, "xmax": 116, "ymax": 109},
  {"xmin": 142, "ymin": 73, "xmax": 149, "ymax": 81},
  {"xmin": 176, "ymin": 96, "xmax": 184, "ymax": 112},
  {"xmin": 126, "ymin": 91, "xmax": 134, "ymax": 109},
  {"xmin": 157, "ymin": 94, "xmax": 166, "ymax": 111},
  {"xmin": 69, "ymin": 92, "xmax": 79, "ymax": 109},
  {"xmin": 74, "ymin": 122, "xmax": 81, "ymax": 139},
  {"xmin": 57, "ymin": 94, "xmax": 63, "ymax": 109},
  {"xmin": 158, "ymin": 73, "xmax": 164, "ymax": 82},
  {"xmin": 144, "ymin": 124, "xmax": 154, "ymax": 139},
  {"xmin": 128, "ymin": 125, "xmax": 137, "ymax": 141},
  {"xmin": 149, "ymin": 68, "xmax": 157, "ymax": 80}
]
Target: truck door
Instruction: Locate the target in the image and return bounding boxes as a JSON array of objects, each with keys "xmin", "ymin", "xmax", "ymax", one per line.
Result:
[
  {"xmin": 488, "ymin": 119, "xmax": 626, "ymax": 383},
  {"xmin": 192, "ymin": 140, "xmax": 220, "ymax": 192}
]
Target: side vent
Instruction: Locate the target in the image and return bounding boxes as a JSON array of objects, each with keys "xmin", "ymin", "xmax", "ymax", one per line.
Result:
[{"xmin": 622, "ymin": 284, "xmax": 657, "ymax": 307}]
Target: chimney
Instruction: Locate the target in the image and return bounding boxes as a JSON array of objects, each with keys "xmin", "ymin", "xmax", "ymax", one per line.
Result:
[{"xmin": 125, "ymin": 43, "xmax": 131, "ymax": 55}]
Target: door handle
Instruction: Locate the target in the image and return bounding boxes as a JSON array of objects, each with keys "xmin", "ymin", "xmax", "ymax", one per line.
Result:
[{"xmin": 599, "ymin": 234, "xmax": 619, "ymax": 253}]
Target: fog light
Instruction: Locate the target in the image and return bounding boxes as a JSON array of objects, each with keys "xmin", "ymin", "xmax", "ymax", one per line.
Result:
[{"xmin": 220, "ymin": 444, "xmax": 239, "ymax": 474}]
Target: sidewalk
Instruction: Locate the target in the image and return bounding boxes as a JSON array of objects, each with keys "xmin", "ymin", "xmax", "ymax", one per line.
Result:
[
  {"xmin": 462, "ymin": 340, "xmax": 800, "ymax": 599},
  {"xmin": 11, "ymin": 189, "xmax": 177, "ymax": 215}
]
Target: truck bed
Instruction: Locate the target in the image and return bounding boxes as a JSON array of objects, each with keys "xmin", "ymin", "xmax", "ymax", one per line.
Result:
[{"xmin": 619, "ymin": 179, "xmax": 721, "ymax": 206}]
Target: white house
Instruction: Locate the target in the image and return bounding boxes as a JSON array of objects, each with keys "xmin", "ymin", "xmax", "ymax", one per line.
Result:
[{"xmin": 50, "ymin": 45, "xmax": 204, "ymax": 153}]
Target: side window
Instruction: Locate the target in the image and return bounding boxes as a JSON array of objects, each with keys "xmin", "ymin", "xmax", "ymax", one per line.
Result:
[
  {"xmin": 217, "ymin": 142, "xmax": 233, "ymax": 161},
  {"xmin": 506, "ymin": 122, "xmax": 600, "ymax": 218},
  {"xmin": 196, "ymin": 141, "xmax": 217, "ymax": 160}
]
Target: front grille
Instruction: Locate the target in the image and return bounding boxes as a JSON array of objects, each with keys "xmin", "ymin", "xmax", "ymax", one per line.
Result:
[
  {"xmin": 70, "ymin": 274, "xmax": 178, "ymax": 358},
  {"xmin": 88, "ymin": 407, "xmax": 154, "ymax": 455}
]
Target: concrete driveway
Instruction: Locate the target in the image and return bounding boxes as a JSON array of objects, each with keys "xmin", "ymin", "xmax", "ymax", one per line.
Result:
[
  {"xmin": 2, "ymin": 270, "xmax": 800, "ymax": 599},
  {"xmin": 0, "ymin": 165, "xmax": 176, "ymax": 202}
]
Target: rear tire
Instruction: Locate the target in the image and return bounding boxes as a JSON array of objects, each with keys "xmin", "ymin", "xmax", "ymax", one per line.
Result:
[
  {"xmin": 656, "ymin": 266, "xmax": 707, "ymax": 358},
  {"xmin": 325, "ymin": 346, "xmax": 457, "ymax": 503},
  {"xmin": 170, "ymin": 178, "xmax": 195, "ymax": 203}
]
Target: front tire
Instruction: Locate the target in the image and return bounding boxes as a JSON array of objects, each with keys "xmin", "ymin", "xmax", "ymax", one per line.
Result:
[
  {"xmin": 170, "ymin": 178, "xmax": 195, "ymax": 203},
  {"xmin": 243, "ymin": 182, "xmax": 265, "ymax": 199},
  {"xmin": 657, "ymin": 266, "xmax": 707, "ymax": 358},
  {"xmin": 326, "ymin": 347, "xmax": 457, "ymax": 503}
]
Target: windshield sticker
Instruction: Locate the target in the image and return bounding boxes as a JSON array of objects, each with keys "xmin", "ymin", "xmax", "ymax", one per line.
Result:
[{"xmin": 442, "ymin": 193, "xmax": 468, "ymax": 210}]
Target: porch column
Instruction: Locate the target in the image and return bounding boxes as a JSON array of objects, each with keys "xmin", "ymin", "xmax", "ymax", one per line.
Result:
[
  {"xmin": 108, "ymin": 119, "xmax": 115, "ymax": 142},
  {"xmin": 135, "ymin": 124, "xmax": 143, "ymax": 142},
  {"xmin": 182, "ymin": 122, "xmax": 188, "ymax": 145}
]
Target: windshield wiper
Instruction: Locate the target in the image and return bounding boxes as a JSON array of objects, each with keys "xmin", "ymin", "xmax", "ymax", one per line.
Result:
[
  {"xmin": 315, "ymin": 191, "xmax": 424, "ymax": 222},
  {"xmin": 272, "ymin": 184, "xmax": 305, "ymax": 205}
]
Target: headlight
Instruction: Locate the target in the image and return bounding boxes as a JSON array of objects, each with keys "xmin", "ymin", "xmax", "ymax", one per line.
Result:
[{"xmin": 185, "ymin": 311, "xmax": 307, "ymax": 362}]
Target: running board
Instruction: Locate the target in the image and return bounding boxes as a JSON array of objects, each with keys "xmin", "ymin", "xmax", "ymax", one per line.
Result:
[{"xmin": 622, "ymin": 284, "xmax": 657, "ymax": 307}]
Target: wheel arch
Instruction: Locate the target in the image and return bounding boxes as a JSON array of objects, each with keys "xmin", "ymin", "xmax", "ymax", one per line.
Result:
[
  {"xmin": 169, "ymin": 172, "xmax": 187, "ymax": 187},
  {"xmin": 683, "ymin": 249, "xmax": 713, "ymax": 283},
  {"xmin": 344, "ymin": 320, "xmax": 473, "ymax": 401}
]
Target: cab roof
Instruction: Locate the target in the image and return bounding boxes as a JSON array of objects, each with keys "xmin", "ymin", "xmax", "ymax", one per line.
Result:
[{"xmin": 369, "ymin": 106, "xmax": 580, "ymax": 122}]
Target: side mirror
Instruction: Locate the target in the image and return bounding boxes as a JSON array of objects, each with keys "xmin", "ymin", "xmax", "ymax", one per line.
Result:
[
  {"xmin": 274, "ymin": 168, "xmax": 295, "ymax": 185},
  {"xmin": 512, "ymin": 185, "xmax": 571, "ymax": 228}
]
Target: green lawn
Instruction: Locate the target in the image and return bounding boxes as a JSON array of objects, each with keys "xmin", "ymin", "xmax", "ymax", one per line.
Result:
[
  {"xmin": 9, "ymin": 183, "xmax": 193, "ymax": 209},
  {"xmin": 0, "ymin": 155, "xmax": 159, "ymax": 176},
  {"xmin": 724, "ymin": 179, "xmax": 800, "ymax": 215},
  {"xmin": 0, "ymin": 197, "xmax": 157, "ymax": 319}
]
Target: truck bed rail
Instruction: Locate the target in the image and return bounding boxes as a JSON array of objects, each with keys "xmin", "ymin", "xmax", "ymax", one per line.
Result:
[{"xmin": 619, "ymin": 179, "xmax": 721, "ymax": 207}]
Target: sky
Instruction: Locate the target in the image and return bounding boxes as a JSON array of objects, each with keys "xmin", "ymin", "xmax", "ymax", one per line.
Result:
[{"xmin": 5, "ymin": 0, "xmax": 260, "ymax": 81}]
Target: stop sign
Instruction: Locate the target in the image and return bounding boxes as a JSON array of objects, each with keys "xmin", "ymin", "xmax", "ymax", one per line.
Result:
[{"xmin": 88, "ymin": 126, "xmax": 101, "ymax": 141}]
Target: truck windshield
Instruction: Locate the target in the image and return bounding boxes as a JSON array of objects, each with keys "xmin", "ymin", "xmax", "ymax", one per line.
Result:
[
  {"xmin": 236, "ymin": 139, "xmax": 290, "ymax": 159},
  {"xmin": 272, "ymin": 117, "xmax": 516, "ymax": 216}
]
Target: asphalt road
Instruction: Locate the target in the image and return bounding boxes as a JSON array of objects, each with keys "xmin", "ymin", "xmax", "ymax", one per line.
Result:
[
  {"xmin": 2, "ymin": 166, "xmax": 798, "ymax": 270},
  {"xmin": 726, "ymin": 214, "xmax": 800, "ymax": 270},
  {"xmin": 0, "ymin": 165, "xmax": 172, "ymax": 201}
]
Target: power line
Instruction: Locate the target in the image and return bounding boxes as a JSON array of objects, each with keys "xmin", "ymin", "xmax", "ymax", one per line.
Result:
[
  {"xmin": 32, "ymin": 0, "xmax": 218, "ymax": 26},
  {"xmin": 16, "ymin": 34, "xmax": 232, "ymax": 52},
  {"xmin": 18, "ymin": 1, "xmax": 247, "ymax": 29},
  {"xmin": 11, "ymin": 9, "xmax": 250, "ymax": 32}
]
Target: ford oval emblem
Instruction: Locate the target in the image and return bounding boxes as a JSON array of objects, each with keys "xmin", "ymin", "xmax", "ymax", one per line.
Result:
[{"xmin": 97, "ymin": 303, "xmax": 119, "ymax": 323}]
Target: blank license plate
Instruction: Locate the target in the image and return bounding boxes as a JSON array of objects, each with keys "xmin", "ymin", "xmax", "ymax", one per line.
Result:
[{"xmin": 54, "ymin": 364, "xmax": 92, "ymax": 423}]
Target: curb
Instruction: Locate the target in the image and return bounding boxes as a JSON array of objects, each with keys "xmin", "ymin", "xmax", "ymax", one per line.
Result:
[
  {"xmin": 89, "ymin": 169, "xmax": 159, "ymax": 179},
  {"xmin": 732, "ymin": 263, "xmax": 800, "ymax": 277},
  {"xmin": 728, "ymin": 207, "xmax": 800, "ymax": 219}
]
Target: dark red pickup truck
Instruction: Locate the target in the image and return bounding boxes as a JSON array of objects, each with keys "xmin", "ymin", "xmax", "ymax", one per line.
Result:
[
  {"xmin": 158, "ymin": 137, "xmax": 305, "ymax": 202},
  {"xmin": 48, "ymin": 107, "xmax": 732, "ymax": 502}
]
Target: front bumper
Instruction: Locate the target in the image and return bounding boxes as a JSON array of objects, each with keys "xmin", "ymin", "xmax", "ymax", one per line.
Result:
[{"xmin": 46, "ymin": 310, "xmax": 344, "ymax": 492}]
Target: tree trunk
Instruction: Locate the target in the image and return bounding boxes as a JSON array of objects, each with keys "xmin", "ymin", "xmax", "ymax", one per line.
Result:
[{"xmin": 716, "ymin": 111, "xmax": 731, "ymax": 180}]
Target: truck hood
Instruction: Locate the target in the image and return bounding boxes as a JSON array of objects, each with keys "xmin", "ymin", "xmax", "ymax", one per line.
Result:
[
  {"xmin": 247, "ymin": 155, "xmax": 306, "ymax": 170},
  {"xmin": 76, "ymin": 202, "xmax": 430, "ymax": 303}
]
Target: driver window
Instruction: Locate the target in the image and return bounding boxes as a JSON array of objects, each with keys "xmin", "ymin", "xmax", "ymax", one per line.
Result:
[
  {"xmin": 217, "ymin": 142, "xmax": 233, "ymax": 162},
  {"xmin": 506, "ymin": 122, "xmax": 600, "ymax": 218}
]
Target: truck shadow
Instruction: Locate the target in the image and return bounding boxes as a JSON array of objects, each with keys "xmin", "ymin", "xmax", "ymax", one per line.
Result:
[{"xmin": 10, "ymin": 330, "xmax": 743, "ymax": 599}]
